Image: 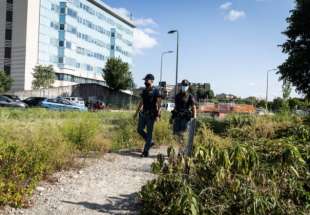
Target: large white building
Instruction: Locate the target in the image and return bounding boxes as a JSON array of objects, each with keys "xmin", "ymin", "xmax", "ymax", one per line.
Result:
[{"xmin": 0, "ymin": 0, "xmax": 135, "ymax": 91}]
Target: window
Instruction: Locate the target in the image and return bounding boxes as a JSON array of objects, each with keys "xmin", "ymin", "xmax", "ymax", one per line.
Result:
[
  {"xmin": 4, "ymin": 47, "xmax": 11, "ymax": 58},
  {"xmin": 51, "ymin": 4, "xmax": 59, "ymax": 13},
  {"xmin": 58, "ymin": 57, "xmax": 64, "ymax": 64},
  {"xmin": 59, "ymin": 41, "xmax": 64, "ymax": 47},
  {"xmin": 86, "ymin": 65, "xmax": 93, "ymax": 71},
  {"xmin": 66, "ymin": 41, "xmax": 72, "ymax": 49},
  {"xmin": 67, "ymin": 8, "xmax": 77, "ymax": 18},
  {"xmin": 66, "ymin": 25, "xmax": 77, "ymax": 34},
  {"xmin": 59, "ymin": 24, "xmax": 65, "ymax": 30},
  {"xmin": 7, "ymin": 0, "xmax": 13, "ymax": 4},
  {"xmin": 60, "ymin": 7, "xmax": 66, "ymax": 14},
  {"xmin": 56, "ymin": 73, "xmax": 64, "ymax": 81},
  {"xmin": 6, "ymin": 11, "xmax": 13, "ymax": 22},
  {"xmin": 50, "ymin": 22, "xmax": 59, "ymax": 30},
  {"xmin": 4, "ymin": 65, "xmax": 10, "ymax": 74},
  {"xmin": 5, "ymin": 29, "xmax": 12, "ymax": 40}
]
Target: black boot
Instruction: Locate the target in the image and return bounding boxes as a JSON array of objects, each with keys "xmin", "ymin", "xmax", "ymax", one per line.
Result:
[{"xmin": 140, "ymin": 151, "xmax": 149, "ymax": 157}]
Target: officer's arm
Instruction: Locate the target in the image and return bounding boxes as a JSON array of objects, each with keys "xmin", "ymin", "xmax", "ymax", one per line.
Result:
[
  {"xmin": 191, "ymin": 95, "xmax": 197, "ymax": 118},
  {"xmin": 192, "ymin": 104, "xmax": 197, "ymax": 119},
  {"xmin": 156, "ymin": 97, "xmax": 162, "ymax": 118},
  {"xmin": 134, "ymin": 100, "xmax": 143, "ymax": 118}
]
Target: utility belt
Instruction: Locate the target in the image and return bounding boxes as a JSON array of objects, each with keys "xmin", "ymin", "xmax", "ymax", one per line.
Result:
[
  {"xmin": 141, "ymin": 109, "xmax": 158, "ymax": 118},
  {"xmin": 172, "ymin": 109, "xmax": 192, "ymax": 121}
]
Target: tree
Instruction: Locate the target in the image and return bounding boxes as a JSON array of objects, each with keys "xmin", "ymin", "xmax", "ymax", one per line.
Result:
[
  {"xmin": 207, "ymin": 90, "xmax": 215, "ymax": 99},
  {"xmin": 0, "ymin": 70, "xmax": 13, "ymax": 93},
  {"xmin": 103, "ymin": 58, "xmax": 133, "ymax": 90},
  {"xmin": 282, "ymin": 80, "xmax": 292, "ymax": 111},
  {"xmin": 190, "ymin": 83, "xmax": 214, "ymax": 101},
  {"xmin": 271, "ymin": 97, "xmax": 285, "ymax": 112},
  {"xmin": 278, "ymin": 0, "xmax": 310, "ymax": 98},
  {"xmin": 32, "ymin": 65, "xmax": 56, "ymax": 89},
  {"xmin": 257, "ymin": 100, "xmax": 267, "ymax": 108},
  {"xmin": 282, "ymin": 80, "xmax": 292, "ymax": 101}
]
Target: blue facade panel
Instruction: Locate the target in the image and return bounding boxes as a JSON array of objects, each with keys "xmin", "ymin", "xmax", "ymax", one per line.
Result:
[{"xmin": 38, "ymin": 0, "xmax": 134, "ymax": 85}]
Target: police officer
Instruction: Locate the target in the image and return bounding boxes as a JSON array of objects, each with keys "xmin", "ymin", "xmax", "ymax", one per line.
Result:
[
  {"xmin": 134, "ymin": 74, "xmax": 161, "ymax": 157},
  {"xmin": 172, "ymin": 79, "xmax": 197, "ymax": 156}
]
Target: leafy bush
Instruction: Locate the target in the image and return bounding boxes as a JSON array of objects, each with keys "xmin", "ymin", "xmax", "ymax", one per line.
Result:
[{"xmin": 140, "ymin": 115, "xmax": 310, "ymax": 215}]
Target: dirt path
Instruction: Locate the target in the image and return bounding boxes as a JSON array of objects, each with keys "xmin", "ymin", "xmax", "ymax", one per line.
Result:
[{"xmin": 2, "ymin": 147, "xmax": 166, "ymax": 215}]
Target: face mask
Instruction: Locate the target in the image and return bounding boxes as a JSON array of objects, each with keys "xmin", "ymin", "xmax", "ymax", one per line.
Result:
[
  {"xmin": 181, "ymin": 86, "xmax": 189, "ymax": 93},
  {"xmin": 145, "ymin": 82, "xmax": 151, "ymax": 87}
]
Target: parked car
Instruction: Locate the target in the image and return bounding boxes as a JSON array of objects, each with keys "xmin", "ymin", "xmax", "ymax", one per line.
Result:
[
  {"xmin": 256, "ymin": 108, "xmax": 268, "ymax": 115},
  {"xmin": 162, "ymin": 102, "xmax": 175, "ymax": 112},
  {"xmin": 1, "ymin": 94, "xmax": 22, "ymax": 102},
  {"xmin": 23, "ymin": 97, "xmax": 46, "ymax": 107},
  {"xmin": 295, "ymin": 109, "xmax": 310, "ymax": 117},
  {"xmin": 61, "ymin": 97, "xmax": 86, "ymax": 107},
  {"xmin": 41, "ymin": 98, "xmax": 87, "ymax": 111},
  {"xmin": 89, "ymin": 101, "xmax": 106, "ymax": 111},
  {"xmin": 0, "ymin": 95, "xmax": 28, "ymax": 108}
]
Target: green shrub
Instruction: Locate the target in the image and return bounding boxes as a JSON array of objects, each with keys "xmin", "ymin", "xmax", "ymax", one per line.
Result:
[
  {"xmin": 140, "ymin": 115, "xmax": 310, "ymax": 215},
  {"xmin": 62, "ymin": 115, "xmax": 102, "ymax": 152}
]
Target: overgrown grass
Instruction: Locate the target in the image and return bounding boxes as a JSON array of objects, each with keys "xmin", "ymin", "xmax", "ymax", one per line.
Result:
[
  {"xmin": 140, "ymin": 113, "xmax": 310, "ymax": 215},
  {"xmin": 0, "ymin": 109, "xmax": 126, "ymax": 207},
  {"xmin": 0, "ymin": 108, "xmax": 174, "ymax": 207}
]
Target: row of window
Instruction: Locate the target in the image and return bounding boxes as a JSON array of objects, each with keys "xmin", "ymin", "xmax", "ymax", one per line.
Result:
[
  {"xmin": 51, "ymin": 1, "xmax": 133, "ymax": 37},
  {"xmin": 115, "ymin": 46, "xmax": 131, "ymax": 57},
  {"xmin": 76, "ymin": 47, "xmax": 105, "ymax": 61},
  {"xmin": 55, "ymin": 73, "xmax": 106, "ymax": 85},
  {"xmin": 77, "ymin": 15, "xmax": 111, "ymax": 37},
  {"xmin": 58, "ymin": 5, "xmax": 132, "ymax": 48},
  {"xmin": 76, "ymin": 31, "xmax": 110, "ymax": 49},
  {"xmin": 50, "ymin": 55, "xmax": 103, "ymax": 73},
  {"xmin": 50, "ymin": 37, "xmax": 106, "ymax": 61},
  {"xmin": 50, "ymin": 38, "xmax": 72, "ymax": 49},
  {"xmin": 4, "ymin": 0, "xmax": 13, "ymax": 74},
  {"xmin": 50, "ymin": 21, "xmax": 110, "ymax": 50},
  {"xmin": 77, "ymin": 1, "xmax": 133, "ymax": 36}
]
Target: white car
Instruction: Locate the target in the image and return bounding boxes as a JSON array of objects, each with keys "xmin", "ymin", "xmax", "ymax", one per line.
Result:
[
  {"xmin": 162, "ymin": 102, "xmax": 175, "ymax": 112},
  {"xmin": 61, "ymin": 97, "xmax": 86, "ymax": 107}
]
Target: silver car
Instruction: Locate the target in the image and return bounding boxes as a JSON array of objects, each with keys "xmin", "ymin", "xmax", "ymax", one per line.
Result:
[{"xmin": 0, "ymin": 95, "xmax": 28, "ymax": 108}]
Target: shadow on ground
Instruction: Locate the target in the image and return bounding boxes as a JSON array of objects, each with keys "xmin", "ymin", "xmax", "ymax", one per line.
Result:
[{"xmin": 62, "ymin": 193, "xmax": 140, "ymax": 215}]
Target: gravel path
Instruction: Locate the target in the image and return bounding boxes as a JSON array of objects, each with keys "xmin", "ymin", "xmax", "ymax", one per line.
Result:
[{"xmin": 2, "ymin": 147, "xmax": 167, "ymax": 215}]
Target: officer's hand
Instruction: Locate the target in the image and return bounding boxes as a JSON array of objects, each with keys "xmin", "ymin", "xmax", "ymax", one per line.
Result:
[{"xmin": 155, "ymin": 116, "xmax": 160, "ymax": 122}]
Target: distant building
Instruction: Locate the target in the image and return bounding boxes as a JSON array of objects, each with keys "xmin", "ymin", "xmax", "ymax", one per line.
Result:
[
  {"xmin": 0, "ymin": 0, "xmax": 135, "ymax": 91},
  {"xmin": 216, "ymin": 93, "xmax": 238, "ymax": 100}
]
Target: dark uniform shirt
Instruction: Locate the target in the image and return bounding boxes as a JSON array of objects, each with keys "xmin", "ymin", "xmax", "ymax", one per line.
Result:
[
  {"xmin": 175, "ymin": 92, "xmax": 195, "ymax": 113},
  {"xmin": 141, "ymin": 87, "xmax": 160, "ymax": 114},
  {"xmin": 173, "ymin": 92, "xmax": 195, "ymax": 134}
]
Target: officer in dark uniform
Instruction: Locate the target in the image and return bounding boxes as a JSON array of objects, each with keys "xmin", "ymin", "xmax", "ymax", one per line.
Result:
[
  {"xmin": 134, "ymin": 74, "xmax": 161, "ymax": 157},
  {"xmin": 172, "ymin": 79, "xmax": 197, "ymax": 156}
]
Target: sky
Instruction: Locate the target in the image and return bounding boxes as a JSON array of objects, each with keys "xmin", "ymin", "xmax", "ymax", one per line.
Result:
[{"xmin": 104, "ymin": 0, "xmax": 298, "ymax": 99}]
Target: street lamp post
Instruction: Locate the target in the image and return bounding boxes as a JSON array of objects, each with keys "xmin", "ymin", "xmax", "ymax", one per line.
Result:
[
  {"xmin": 160, "ymin": 51, "xmax": 174, "ymax": 83},
  {"xmin": 266, "ymin": 69, "xmax": 277, "ymax": 111},
  {"xmin": 168, "ymin": 30, "xmax": 179, "ymax": 96}
]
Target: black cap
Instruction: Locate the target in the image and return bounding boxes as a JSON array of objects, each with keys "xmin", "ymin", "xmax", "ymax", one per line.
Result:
[
  {"xmin": 143, "ymin": 74, "xmax": 155, "ymax": 81},
  {"xmin": 181, "ymin": 79, "xmax": 190, "ymax": 86}
]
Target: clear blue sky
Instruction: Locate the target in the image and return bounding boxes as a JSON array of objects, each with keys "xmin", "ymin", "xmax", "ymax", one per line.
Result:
[{"xmin": 104, "ymin": 0, "xmax": 297, "ymax": 99}]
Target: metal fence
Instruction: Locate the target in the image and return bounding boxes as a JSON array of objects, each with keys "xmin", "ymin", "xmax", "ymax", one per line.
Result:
[{"xmin": 13, "ymin": 84, "xmax": 139, "ymax": 108}]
